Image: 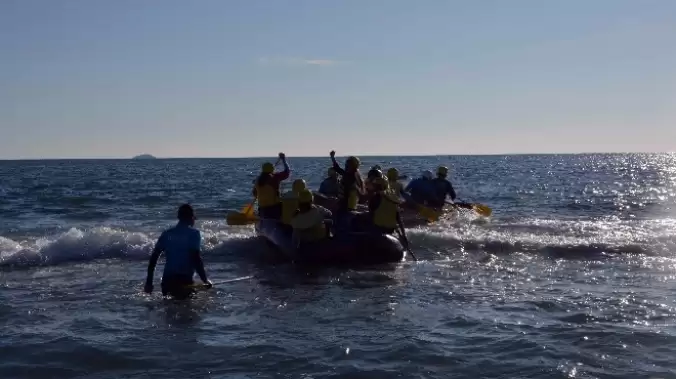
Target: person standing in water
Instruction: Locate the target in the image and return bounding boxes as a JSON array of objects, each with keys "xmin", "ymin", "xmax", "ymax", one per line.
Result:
[
  {"xmin": 404, "ymin": 170, "xmax": 436, "ymax": 206},
  {"xmin": 252, "ymin": 152, "xmax": 290, "ymax": 219},
  {"xmin": 144, "ymin": 204, "xmax": 211, "ymax": 300},
  {"xmin": 429, "ymin": 166, "xmax": 457, "ymax": 209}
]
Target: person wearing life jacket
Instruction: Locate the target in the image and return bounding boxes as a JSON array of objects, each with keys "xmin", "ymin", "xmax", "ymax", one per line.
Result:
[
  {"xmin": 404, "ymin": 170, "xmax": 436, "ymax": 206},
  {"xmin": 329, "ymin": 150, "xmax": 366, "ymax": 232},
  {"xmin": 279, "ymin": 179, "xmax": 308, "ymax": 233},
  {"xmin": 252, "ymin": 153, "xmax": 290, "ymax": 219},
  {"xmin": 428, "ymin": 166, "xmax": 457, "ymax": 209},
  {"xmin": 386, "ymin": 168, "xmax": 405, "ymax": 198},
  {"xmin": 318, "ymin": 168, "xmax": 341, "ymax": 197},
  {"xmin": 291, "ymin": 189, "xmax": 333, "ymax": 246},
  {"xmin": 368, "ymin": 176, "xmax": 404, "ymax": 234},
  {"xmin": 329, "ymin": 151, "xmax": 365, "ymax": 211},
  {"xmin": 364, "ymin": 166, "xmax": 383, "ymax": 197},
  {"xmin": 144, "ymin": 204, "xmax": 211, "ymax": 300}
]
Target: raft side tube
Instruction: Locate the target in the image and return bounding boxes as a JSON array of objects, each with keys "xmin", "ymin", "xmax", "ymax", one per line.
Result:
[{"xmin": 256, "ymin": 218, "xmax": 406, "ymax": 265}]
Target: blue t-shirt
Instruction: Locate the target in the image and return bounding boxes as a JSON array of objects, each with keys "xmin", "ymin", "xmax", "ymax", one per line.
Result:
[
  {"xmin": 405, "ymin": 178, "xmax": 436, "ymax": 204},
  {"xmin": 319, "ymin": 178, "xmax": 340, "ymax": 197},
  {"xmin": 155, "ymin": 222, "xmax": 202, "ymax": 278},
  {"xmin": 431, "ymin": 178, "xmax": 456, "ymax": 204}
]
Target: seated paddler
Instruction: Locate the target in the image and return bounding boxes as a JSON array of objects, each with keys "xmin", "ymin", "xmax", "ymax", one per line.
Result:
[
  {"xmin": 365, "ymin": 165, "xmax": 383, "ymax": 193},
  {"xmin": 368, "ymin": 176, "xmax": 404, "ymax": 234},
  {"xmin": 318, "ymin": 168, "xmax": 341, "ymax": 197},
  {"xmin": 364, "ymin": 166, "xmax": 384, "ymax": 200},
  {"xmin": 252, "ymin": 152, "xmax": 290, "ymax": 219},
  {"xmin": 291, "ymin": 189, "xmax": 333, "ymax": 246},
  {"xmin": 279, "ymin": 178, "xmax": 308, "ymax": 233},
  {"xmin": 386, "ymin": 168, "xmax": 405, "ymax": 199}
]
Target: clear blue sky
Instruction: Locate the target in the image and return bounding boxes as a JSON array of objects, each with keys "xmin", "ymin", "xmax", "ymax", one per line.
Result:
[{"xmin": 1, "ymin": 0, "xmax": 675, "ymax": 159}]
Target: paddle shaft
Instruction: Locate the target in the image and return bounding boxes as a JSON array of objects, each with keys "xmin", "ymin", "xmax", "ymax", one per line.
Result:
[
  {"xmin": 188, "ymin": 275, "xmax": 253, "ymax": 288},
  {"xmin": 396, "ymin": 219, "xmax": 417, "ymax": 261},
  {"xmin": 447, "ymin": 201, "xmax": 491, "ymax": 216}
]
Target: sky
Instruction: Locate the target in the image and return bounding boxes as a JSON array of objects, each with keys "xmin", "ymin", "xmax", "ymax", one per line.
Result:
[{"xmin": 1, "ymin": 0, "xmax": 675, "ymax": 159}]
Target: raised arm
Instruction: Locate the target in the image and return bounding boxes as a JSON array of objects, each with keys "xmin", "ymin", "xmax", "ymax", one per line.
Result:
[
  {"xmin": 330, "ymin": 150, "xmax": 346, "ymax": 176},
  {"xmin": 274, "ymin": 153, "xmax": 290, "ymax": 181}
]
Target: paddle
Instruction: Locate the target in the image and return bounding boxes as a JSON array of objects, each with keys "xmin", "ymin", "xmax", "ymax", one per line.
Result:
[
  {"xmin": 187, "ymin": 275, "xmax": 254, "ymax": 289},
  {"xmin": 395, "ymin": 219, "xmax": 417, "ymax": 261},
  {"xmin": 448, "ymin": 201, "xmax": 492, "ymax": 217},
  {"xmin": 226, "ymin": 202, "xmax": 259, "ymax": 225},
  {"xmin": 416, "ymin": 204, "xmax": 441, "ymax": 222}
]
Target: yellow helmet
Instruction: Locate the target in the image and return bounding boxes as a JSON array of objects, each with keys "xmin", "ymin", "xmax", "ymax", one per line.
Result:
[
  {"xmin": 437, "ymin": 166, "xmax": 449, "ymax": 176},
  {"xmin": 298, "ymin": 189, "xmax": 314, "ymax": 204},
  {"xmin": 327, "ymin": 167, "xmax": 337, "ymax": 177},
  {"xmin": 292, "ymin": 178, "xmax": 307, "ymax": 193},
  {"xmin": 346, "ymin": 156, "xmax": 360, "ymax": 168},
  {"xmin": 386, "ymin": 168, "xmax": 399, "ymax": 180},
  {"xmin": 261, "ymin": 162, "xmax": 274, "ymax": 174}
]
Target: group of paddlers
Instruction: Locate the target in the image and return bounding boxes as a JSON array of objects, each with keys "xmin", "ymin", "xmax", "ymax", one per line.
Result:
[{"xmin": 252, "ymin": 151, "xmax": 458, "ymax": 245}]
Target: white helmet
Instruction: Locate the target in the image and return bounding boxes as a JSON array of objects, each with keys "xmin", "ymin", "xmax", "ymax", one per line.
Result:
[{"xmin": 422, "ymin": 170, "xmax": 434, "ymax": 180}]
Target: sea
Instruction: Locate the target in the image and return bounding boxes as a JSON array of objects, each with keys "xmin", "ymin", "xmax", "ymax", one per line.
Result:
[{"xmin": 1, "ymin": 153, "xmax": 675, "ymax": 379}]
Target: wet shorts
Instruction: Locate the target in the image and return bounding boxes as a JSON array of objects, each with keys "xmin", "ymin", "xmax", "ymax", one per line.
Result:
[{"xmin": 161, "ymin": 275, "xmax": 195, "ymax": 300}]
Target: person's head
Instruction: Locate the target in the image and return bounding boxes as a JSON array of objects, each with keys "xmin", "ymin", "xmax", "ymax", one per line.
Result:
[
  {"xmin": 261, "ymin": 162, "xmax": 274, "ymax": 174},
  {"xmin": 345, "ymin": 156, "xmax": 361, "ymax": 172},
  {"xmin": 422, "ymin": 170, "xmax": 434, "ymax": 180},
  {"xmin": 371, "ymin": 165, "xmax": 382, "ymax": 171},
  {"xmin": 386, "ymin": 168, "xmax": 399, "ymax": 181},
  {"xmin": 327, "ymin": 167, "xmax": 337, "ymax": 178},
  {"xmin": 437, "ymin": 166, "xmax": 449, "ymax": 178},
  {"xmin": 292, "ymin": 178, "xmax": 307, "ymax": 194},
  {"xmin": 367, "ymin": 168, "xmax": 383, "ymax": 181},
  {"xmin": 177, "ymin": 204, "xmax": 196, "ymax": 226},
  {"xmin": 298, "ymin": 189, "xmax": 314, "ymax": 211}
]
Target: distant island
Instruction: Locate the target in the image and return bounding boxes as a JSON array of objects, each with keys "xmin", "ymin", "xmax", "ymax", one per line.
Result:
[{"xmin": 132, "ymin": 154, "xmax": 157, "ymax": 160}]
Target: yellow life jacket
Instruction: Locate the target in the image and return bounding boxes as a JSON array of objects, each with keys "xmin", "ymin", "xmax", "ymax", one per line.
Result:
[
  {"xmin": 389, "ymin": 181, "xmax": 404, "ymax": 196},
  {"xmin": 338, "ymin": 185, "xmax": 360, "ymax": 210},
  {"xmin": 280, "ymin": 191, "xmax": 299, "ymax": 225},
  {"xmin": 347, "ymin": 190, "xmax": 359, "ymax": 210},
  {"xmin": 255, "ymin": 182, "xmax": 279, "ymax": 208},
  {"xmin": 337, "ymin": 171, "xmax": 363, "ymax": 211},
  {"xmin": 373, "ymin": 192, "xmax": 401, "ymax": 229},
  {"xmin": 291, "ymin": 208, "xmax": 327, "ymax": 242}
]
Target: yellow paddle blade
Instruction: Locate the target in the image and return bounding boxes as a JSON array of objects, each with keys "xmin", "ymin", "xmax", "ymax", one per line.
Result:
[
  {"xmin": 417, "ymin": 205, "xmax": 440, "ymax": 222},
  {"xmin": 241, "ymin": 202, "xmax": 255, "ymax": 216},
  {"xmin": 472, "ymin": 204, "xmax": 492, "ymax": 217},
  {"xmin": 226, "ymin": 211, "xmax": 258, "ymax": 226}
]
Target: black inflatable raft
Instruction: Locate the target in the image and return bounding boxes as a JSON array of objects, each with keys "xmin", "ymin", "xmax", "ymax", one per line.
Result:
[{"xmin": 255, "ymin": 218, "xmax": 407, "ymax": 265}]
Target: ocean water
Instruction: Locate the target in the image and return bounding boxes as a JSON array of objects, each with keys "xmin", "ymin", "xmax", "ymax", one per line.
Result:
[{"xmin": 1, "ymin": 153, "xmax": 676, "ymax": 379}]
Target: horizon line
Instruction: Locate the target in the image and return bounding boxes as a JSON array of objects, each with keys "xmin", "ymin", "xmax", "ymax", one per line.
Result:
[{"xmin": 0, "ymin": 151, "xmax": 674, "ymax": 161}]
